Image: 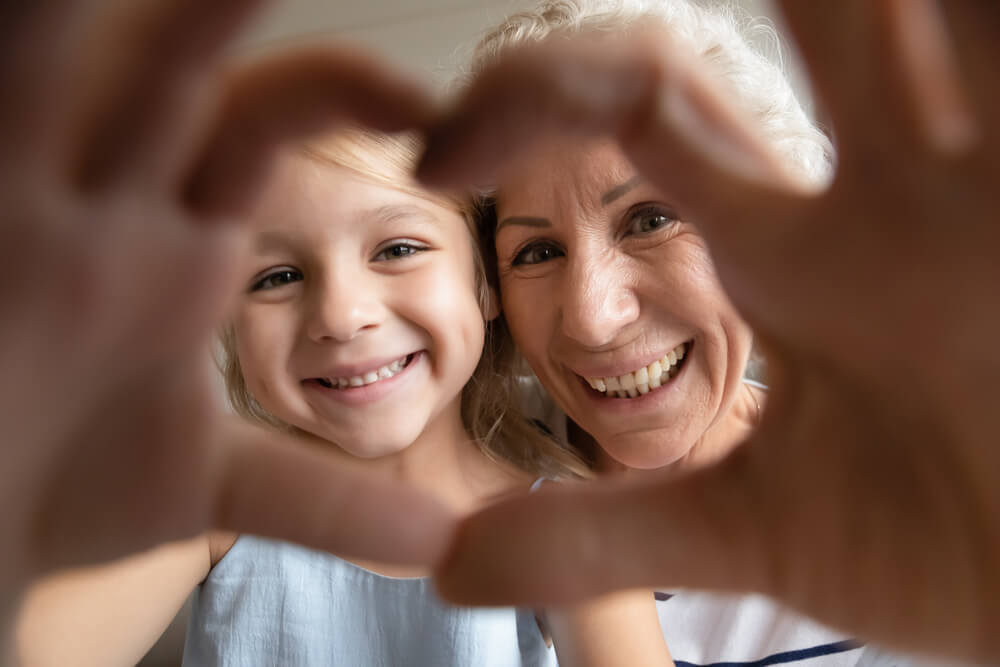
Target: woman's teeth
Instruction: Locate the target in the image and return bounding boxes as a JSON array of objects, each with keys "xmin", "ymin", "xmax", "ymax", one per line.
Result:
[
  {"xmin": 316, "ymin": 354, "xmax": 412, "ymax": 390},
  {"xmin": 585, "ymin": 343, "xmax": 688, "ymax": 398}
]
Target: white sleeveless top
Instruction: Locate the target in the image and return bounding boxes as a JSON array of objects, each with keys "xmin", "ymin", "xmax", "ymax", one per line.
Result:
[{"xmin": 182, "ymin": 535, "xmax": 556, "ymax": 666}]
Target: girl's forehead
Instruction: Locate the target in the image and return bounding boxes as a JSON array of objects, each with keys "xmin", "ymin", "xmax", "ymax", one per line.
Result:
[{"xmin": 252, "ymin": 162, "xmax": 468, "ymax": 244}]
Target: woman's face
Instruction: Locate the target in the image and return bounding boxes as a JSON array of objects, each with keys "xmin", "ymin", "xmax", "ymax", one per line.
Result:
[{"xmin": 495, "ymin": 140, "xmax": 753, "ymax": 469}]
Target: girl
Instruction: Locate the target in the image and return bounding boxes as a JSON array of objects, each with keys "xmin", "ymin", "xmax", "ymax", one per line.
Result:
[{"xmin": 15, "ymin": 129, "xmax": 671, "ymax": 666}]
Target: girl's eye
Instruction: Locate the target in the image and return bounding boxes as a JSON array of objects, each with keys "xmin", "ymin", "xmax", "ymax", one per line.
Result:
[
  {"xmin": 511, "ymin": 242, "xmax": 564, "ymax": 266},
  {"xmin": 373, "ymin": 242, "xmax": 427, "ymax": 262},
  {"xmin": 627, "ymin": 206, "xmax": 680, "ymax": 235},
  {"xmin": 250, "ymin": 269, "xmax": 302, "ymax": 292}
]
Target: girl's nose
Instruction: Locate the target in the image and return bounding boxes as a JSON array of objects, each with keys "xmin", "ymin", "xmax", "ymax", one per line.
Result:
[{"xmin": 304, "ymin": 270, "xmax": 384, "ymax": 342}]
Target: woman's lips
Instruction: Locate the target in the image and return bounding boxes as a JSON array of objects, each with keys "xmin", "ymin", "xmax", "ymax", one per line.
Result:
[{"xmin": 579, "ymin": 341, "xmax": 691, "ymax": 399}]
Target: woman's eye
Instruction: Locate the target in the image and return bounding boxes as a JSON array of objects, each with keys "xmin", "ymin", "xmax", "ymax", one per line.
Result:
[
  {"xmin": 373, "ymin": 242, "xmax": 426, "ymax": 262},
  {"xmin": 250, "ymin": 269, "xmax": 302, "ymax": 292},
  {"xmin": 511, "ymin": 242, "xmax": 564, "ymax": 266},
  {"xmin": 628, "ymin": 207, "xmax": 680, "ymax": 235}
]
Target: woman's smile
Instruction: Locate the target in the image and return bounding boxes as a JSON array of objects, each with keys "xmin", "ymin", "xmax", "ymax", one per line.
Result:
[
  {"xmin": 572, "ymin": 341, "xmax": 693, "ymax": 416},
  {"xmin": 578, "ymin": 341, "xmax": 691, "ymax": 398}
]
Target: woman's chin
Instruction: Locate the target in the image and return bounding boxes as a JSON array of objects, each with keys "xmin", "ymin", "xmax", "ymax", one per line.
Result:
[{"xmin": 596, "ymin": 432, "xmax": 695, "ymax": 471}]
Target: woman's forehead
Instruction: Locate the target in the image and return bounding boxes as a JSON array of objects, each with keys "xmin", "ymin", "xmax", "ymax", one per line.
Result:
[{"xmin": 499, "ymin": 140, "xmax": 637, "ymax": 211}]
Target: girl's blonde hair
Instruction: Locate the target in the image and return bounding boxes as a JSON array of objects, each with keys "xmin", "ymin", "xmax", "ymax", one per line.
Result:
[{"xmin": 219, "ymin": 128, "xmax": 591, "ymax": 480}]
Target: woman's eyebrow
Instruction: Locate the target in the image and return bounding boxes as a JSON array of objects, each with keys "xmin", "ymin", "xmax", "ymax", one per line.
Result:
[
  {"xmin": 496, "ymin": 216, "xmax": 552, "ymax": 234},
  {"xmin": 601, "ymin": 175, "xmax": 642, "ymax": 206}
]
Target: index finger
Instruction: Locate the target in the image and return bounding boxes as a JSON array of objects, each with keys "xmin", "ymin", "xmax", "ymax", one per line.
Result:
[{"xmin": 434, "ymin": 456, "xmax": 767, "ymax": 606}]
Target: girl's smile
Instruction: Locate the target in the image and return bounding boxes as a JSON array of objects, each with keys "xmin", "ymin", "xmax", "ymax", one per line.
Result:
[{"xmin": 303, "ymin": 350, "xmax": 423, "ymax": 407}]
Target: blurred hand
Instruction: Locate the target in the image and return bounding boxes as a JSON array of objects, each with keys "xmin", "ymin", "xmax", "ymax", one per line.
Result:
[
  {"xmin": 419, "ymin": 1, "xmax": 1000, "ymax": 661},
  {"xmin": 0, "ymin": 0, "xmax": 454, "ymax": 612}
]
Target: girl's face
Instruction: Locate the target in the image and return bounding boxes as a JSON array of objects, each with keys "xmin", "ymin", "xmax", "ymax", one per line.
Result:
[
  {"xmin": 495, "ymin": 139, "xmax": 753, "ymax": 470},
  {"xmin": 234, "ymin": 151, "xmax": 486, "ymax": 458}
]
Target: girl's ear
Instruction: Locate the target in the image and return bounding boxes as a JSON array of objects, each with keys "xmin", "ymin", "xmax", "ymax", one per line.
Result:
[{"xmin": 484, "ymin": 286, "xmax": 501, "ymax": 321}]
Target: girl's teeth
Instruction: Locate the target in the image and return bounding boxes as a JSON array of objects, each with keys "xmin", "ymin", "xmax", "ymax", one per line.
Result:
[
  {"xmin": 324, "ymin": 355, "xmax": 410, "ymax": 390},
  {"xmin": 585, "ymin": 343, "xmax": 688, "ymax": 399}
]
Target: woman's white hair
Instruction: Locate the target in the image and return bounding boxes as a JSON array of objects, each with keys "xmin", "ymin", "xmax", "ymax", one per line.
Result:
[{"xmin": 464, "ymin": 0, "xmax": 833, "ymax": 183}]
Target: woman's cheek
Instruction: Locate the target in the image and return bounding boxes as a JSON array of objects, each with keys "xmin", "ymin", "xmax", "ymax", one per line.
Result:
[{"xmin": 501, "ymin": 281, "xmax": 541, "ymax": 347}]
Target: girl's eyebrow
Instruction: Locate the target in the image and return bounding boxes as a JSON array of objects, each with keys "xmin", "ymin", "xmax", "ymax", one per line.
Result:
[
  {"xmin": 253, "ymin": 204, "xmax": 445, "ymax": 253},
  {"xmin": 255, "ymin": 231, "xmax": 298, "ymax": 254},
  {"xmin": 366, "ymin": 203, "xmax": 444, "ymax": 228}
]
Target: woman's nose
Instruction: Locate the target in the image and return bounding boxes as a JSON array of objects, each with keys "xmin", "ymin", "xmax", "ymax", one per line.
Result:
[
  {"xmin": 559, "ymin": 255, "xmax": 640, "ymax": 348},
  {"xmin": 304, "ymin": 270, "xmax": 383, "ymax": 342}
]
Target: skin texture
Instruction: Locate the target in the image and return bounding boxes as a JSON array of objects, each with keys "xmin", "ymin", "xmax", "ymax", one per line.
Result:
[
  {"xmin": 494, "ymin": 138, "xmax": 756, "ymax": 472},
  {"xmin": 0, "ymin": 0, "xmax": 456, "ymax": 633},
  {"xmin": 418, "ymin": 2, "xmax": 1000, "ymax": 663}
]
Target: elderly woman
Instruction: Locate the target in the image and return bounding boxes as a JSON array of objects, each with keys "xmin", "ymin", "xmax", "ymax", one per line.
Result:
[{"xmin": 461, "ymin": 1, "xmax": 898, "ymax": 665}]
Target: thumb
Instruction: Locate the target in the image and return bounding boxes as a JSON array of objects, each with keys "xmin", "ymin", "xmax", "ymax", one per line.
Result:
[
  {"xmin": 209, "ymin": 418, "xmax": 457, "ymax": 567},
  {"xmin": 434, "ymin": 448, "xmax": 769, "ymax": 606}
]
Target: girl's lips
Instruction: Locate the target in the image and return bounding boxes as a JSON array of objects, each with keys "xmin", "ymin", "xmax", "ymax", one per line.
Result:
[
  {"xmin": 305, "ymin": 351, "xmax": 423, "ymax": 406},
  {"xmin": 314, "ymin": 352, "xmax": 416, "ymax": 389}
]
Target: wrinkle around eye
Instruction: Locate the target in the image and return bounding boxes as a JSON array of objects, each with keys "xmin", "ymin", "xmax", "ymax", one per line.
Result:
[
  {"xmin": 622, "ymin": 203, "xmax": 682, "ymax": 238},
  {"xmin": 508, "ymin": 239, "xmax": 565, "ymax": 268}
]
